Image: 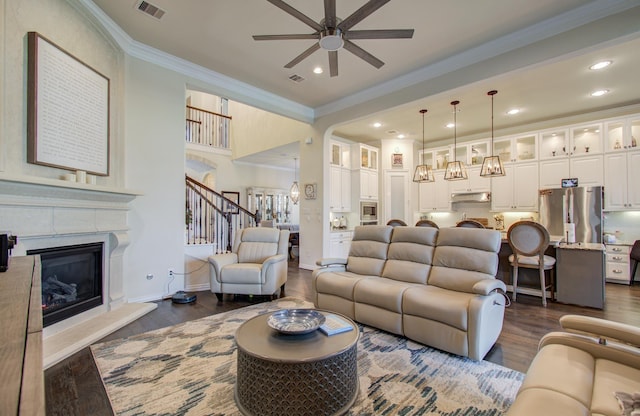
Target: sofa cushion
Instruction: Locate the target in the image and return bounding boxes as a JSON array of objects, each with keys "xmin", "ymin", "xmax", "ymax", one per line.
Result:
[
  {"xmin": 354, "ymin": 277, "xmax": 416, "ymax": 313},
  {"xmin": 591, "ymin": 359, "xmax": 640, "ymax": 416},
  {"xmin": 505, "ymin": 388, "xmax": 590, "ymax": 416},
  {"xmin": 219, "ymin": 263, "xmax": 263, "ymax": 284},
  {"xmin": 347, "ymin": 225, "xmax": 392, "ymax": 276},
  {"xmin": 403, "ymin": 285, "xmax": 472, "ymax": 331},
  {"xmin": 315, "ymin": 271, "xmax": 372, "ymax": 300},
  {"xmin": 381, "ymin": 227, "xmax": 437, "ymax": 284},
  {"xmin": 518, "ymin": 343, "xmax": 595, "ymax": 409},
  {"xmin": 428, "ymin": 228, "xmax": 501, "ymax": 293}
]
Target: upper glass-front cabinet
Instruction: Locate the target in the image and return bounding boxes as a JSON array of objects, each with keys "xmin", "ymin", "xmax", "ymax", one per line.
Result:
[
  {"xmin": 570, "ymin": 124, "xmax": 602, "ymax": 156},
  {"xmin": 454, "ymin": 140, "xmax": 489, "ymax": 166},
  {"xmin": 353, "ymin": 144, "xmax": 378, "ymax": 170},
  {"xmin": 539, "ymin": 129, "xmax": 569, "ymax": 159},
  {"xmin": 434, "ymin": 146, "xmax": 451, "ymax": 170},
  {"xmin": 494, "ymin": 134, "xmax": 537, "ymax": 163},
  {"xmin": 330, "ymin": 140, "xmax": 351, "ymax": 168},
  {"xmin": 605, "ymin": 117, "xmax": 640, "ymax": 152}
]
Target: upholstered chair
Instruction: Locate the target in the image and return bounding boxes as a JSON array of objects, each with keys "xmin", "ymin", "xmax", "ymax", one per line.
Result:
[
  {"xmin": 507, "ymin": 221, "xmax": 556, "ymax": 307},
  {"xmin": 208, "ymin": 227, "xmax": 289, "ymax": 301}
]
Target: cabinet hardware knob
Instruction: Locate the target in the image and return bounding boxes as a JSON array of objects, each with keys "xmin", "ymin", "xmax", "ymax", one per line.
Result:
[
  {"xmin": 613, "ymin": 269, "xmax": 622, "ymax": 273},
  {"xmin": 613, "ymin": 256, "xmax": 623, "ymax": 260},
  {"xmin": 613, "ymin": 248, "xmax": 622, "ymax": 252}
]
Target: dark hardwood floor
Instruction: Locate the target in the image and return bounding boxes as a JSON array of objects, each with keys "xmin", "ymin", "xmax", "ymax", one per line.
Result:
[{"xmin": 45, "ymin": 260, "xmax": 640, "ymax": 415}]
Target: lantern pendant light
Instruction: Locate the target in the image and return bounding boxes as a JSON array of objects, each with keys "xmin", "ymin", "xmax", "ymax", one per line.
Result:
[
  {"xmin": 480, "ymin": 90, "xmax": 506, "ymax": 177},
  {"xmin": 290, "ymin": 157, "xmax": 300, "ymax": 205},
  {"xmin": 444, "ymin": 100, "xmax": 468, "ymax": 181},
  {"xmin": 413, "ymin": 109, "xmax": 435, "ymax": 183}
]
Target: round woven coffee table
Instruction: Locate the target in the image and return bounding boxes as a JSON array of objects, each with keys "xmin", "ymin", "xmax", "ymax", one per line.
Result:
[{"xmin": 234, "ymin": 310, "xmax": 359, "ymax": 416}]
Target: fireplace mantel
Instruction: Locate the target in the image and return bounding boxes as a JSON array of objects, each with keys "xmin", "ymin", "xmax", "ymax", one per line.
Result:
[{"xmin": 0, "ymin": 173, "xmax": 154, "ymax": 368}]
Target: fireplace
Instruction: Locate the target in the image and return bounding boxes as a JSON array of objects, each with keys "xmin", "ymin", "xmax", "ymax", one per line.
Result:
[{"xmin": 28, "ymin": 243, "xmax": 103, "ymax": 327}]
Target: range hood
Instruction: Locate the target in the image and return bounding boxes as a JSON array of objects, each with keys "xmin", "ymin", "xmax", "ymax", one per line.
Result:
[{"xmin": 450, "ymin": 192, "xmax": 491, "ymax": 203}]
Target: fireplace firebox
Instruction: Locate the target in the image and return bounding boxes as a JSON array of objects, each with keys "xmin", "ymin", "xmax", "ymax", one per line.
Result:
[{"xmin": 28, "ymin": 243, "xmax": 103, "ymax": 327}]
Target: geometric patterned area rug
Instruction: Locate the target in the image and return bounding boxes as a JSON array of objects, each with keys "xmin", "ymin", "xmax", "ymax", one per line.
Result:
[{"xmin": 91, "ymin": 297, "xmax": 524, "ymax": 416}]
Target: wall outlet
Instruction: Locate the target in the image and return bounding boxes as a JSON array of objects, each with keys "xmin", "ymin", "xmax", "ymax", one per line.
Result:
[
  {"xmin": 146, "ymin": 273, "xmax": 154, "ymax": 280},
  {"xmin": 168, "ymin": 268, "xmax": 174, "ymax": 278}
]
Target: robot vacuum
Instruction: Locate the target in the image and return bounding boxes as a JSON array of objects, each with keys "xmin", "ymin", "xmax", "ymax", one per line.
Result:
[{"xmin": 171, "ymin": 290, "xmax": 197, "ymax": 304}]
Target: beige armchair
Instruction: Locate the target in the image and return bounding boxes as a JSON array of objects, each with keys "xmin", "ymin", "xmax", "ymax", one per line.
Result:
[{"xmin": 209, "ymin": 227, "xmax": 289, "ymax": 301}]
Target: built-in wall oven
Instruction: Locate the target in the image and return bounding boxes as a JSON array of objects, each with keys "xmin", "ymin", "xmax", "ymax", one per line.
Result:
[{"xmin": 360, "ymin": 201, "xmax": 378, "ymax": 225}]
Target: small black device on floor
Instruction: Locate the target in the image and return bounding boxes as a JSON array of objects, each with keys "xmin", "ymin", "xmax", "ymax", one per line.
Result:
[{"xmin": 172, "ymin": 291, "xmax": 197, "ymax": 304}]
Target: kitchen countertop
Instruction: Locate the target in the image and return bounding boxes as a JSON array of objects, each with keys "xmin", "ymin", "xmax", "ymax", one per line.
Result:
[{"xmin": 556, "ymin": 242, "xmax": 605, "ymax": 251}]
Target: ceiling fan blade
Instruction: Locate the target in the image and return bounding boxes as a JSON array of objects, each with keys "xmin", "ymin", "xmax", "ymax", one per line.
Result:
[
  {"xmin": 253, "ymin": 34, "xmax": 319, "ymax": 41},
  {"xmin": 284, "ymin": 43, "xmax": 321, "ymax": 68},
  {"xmin": 338, "ymin": 0, "xmax": 390, "ymax": 32},
  {"xmin": 343, "ymin": 40, "xmax": 384, "ymax": 69},
  {"xmin": 266, "ymin": 0, "xmax": 323, "ymax": 31},
  {"xmin": 324, "ymin": 0, "xmax": 337, "ymax": 28},
  {"xmin": 345, "ymin": 29, "xmax": 414, "ymax": 40},
  {"xmin": 329, "ymin": 50, "xmax": 338, "ymax": 77}
]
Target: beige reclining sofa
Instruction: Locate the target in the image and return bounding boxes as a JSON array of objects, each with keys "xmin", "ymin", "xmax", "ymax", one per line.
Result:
[
  {"xmin": 313, "ymin": 225, "xmax": 506, "ymax": 360},
  {"xmin": 507, "ymin": 315, "xmax": 640, "ymax": 416}
]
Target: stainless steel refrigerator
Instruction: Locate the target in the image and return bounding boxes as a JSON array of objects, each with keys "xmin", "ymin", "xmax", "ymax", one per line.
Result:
[{"xmin": 538, "ymin": 186, "xmax": 603, "ymax": 243}]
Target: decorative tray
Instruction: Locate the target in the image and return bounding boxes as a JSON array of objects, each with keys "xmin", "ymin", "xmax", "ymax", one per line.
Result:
[{"xmin": 267, "ymin": 309, "xmax": 326, "ymax": 335}]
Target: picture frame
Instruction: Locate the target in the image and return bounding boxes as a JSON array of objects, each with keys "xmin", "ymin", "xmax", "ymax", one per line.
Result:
[
  {"xmin": 27, "ymin": 32, "xmax": 110, "ymax": 175},
  {"xmin": 392, "ymin": 153, "xmax": 404, "ymax": 168},
  {"xmin": 304, "ymin": 183, "xmax": 317, "ymax": 200},
  {"xmin": 222, "ymin": 191, "xmax": 240, "ymax": 213}
]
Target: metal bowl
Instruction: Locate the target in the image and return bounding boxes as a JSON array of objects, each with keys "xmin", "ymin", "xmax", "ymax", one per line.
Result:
[{"xmin": 267, "ymin": 309, "xmax": 326, "ymax": 335}]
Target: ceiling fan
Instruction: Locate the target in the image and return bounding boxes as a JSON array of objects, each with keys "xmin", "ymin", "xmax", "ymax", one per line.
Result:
[{"xmin": 253, "ymin": 0, "xmax": 414, "ymax": 77}]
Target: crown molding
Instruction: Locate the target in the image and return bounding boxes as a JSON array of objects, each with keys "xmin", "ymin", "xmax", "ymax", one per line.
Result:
[{"xmin": 74, "ymin": 0, "xmax": 314, "ymax": 124}]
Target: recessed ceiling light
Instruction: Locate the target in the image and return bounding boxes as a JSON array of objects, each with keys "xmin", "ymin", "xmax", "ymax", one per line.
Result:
[
  {"xmin": 313, "ymin": 66, "xmax": 323, "ymax": 74},
  {"xmin": 397, "ymin": 134, "xmax": 405, "ymax": 139},
  {"xmin": 507, "ymin": 108, "xmax": 520, "ymax": 115},
  {"xmin": 591, "ymin": 89, "xmax": 609, "ymax": 97},
  {"xmin": 446, "ymin": 123, "xmax": 455, "ymax": 128},
  {"xmin": 589, "ymin": 60, "xmax": 612, "ymax": 70},
  {"xmin": 373, "ymin": 122, "xmax": 382, "ymax": 128}
]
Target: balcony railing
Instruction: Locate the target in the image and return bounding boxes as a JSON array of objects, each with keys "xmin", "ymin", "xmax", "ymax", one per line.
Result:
[
  {"xmin": 185, "ymin": 175, "xmax": 256, "ymax": 252},
  {"xmin": 186, "ymin": 105, "xmax": 231, "ymax": 149}
]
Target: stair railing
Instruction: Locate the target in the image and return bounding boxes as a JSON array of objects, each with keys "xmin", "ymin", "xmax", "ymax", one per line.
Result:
[
  {"xmin": 186, "ymin": 105, "xmax": 231, "ymax": 149},
  {"xmin": 185, "ymin": 175, "xmax": 256, "ymax": 252}
]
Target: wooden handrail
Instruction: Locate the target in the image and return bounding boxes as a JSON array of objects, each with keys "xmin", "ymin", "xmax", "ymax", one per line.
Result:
[
  {"xmin": 185, "ymin": 175, "xmax": 255, "ymax": 218},
  {"xmin": 186, "ymin": 105, "xmax": 232, "ymax": 120}
]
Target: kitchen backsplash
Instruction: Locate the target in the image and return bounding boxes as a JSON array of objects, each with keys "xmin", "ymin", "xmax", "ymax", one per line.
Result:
[{"xmin": 603, "ymin": 211, "xmax": 640, "ymax": 243}]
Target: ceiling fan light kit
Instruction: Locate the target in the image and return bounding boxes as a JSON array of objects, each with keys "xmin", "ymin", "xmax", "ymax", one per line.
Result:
[
  {"xmin": 444, "ymin": 100, "xmax": 468, "ymax": 181},
  {"xmin": 413, "ymin": 109, "xmax": 435, "ymax": 183},
  {"xmin": 254, "ymin": 0, "xmax": 414, "ymax": 77},
  {"xmin": 480, "ymin": 90, "xmax": 506, "ymax": 177}
]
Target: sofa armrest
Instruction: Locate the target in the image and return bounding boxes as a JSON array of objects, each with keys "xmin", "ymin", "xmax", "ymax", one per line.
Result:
[
  {"xmin": 559, "ymin": 315, "xmax": 640, "ymax": 348},
  {"xmin": 471, "ymin": 279, "xmax": 506, "ymax": 296},
  {"xmin": 316, "ymin": 258, "xmax": 348, "ymax": 267},
  {"xmin": 208, "ymin": 253, "xmax": 238, "ymax": 268}
]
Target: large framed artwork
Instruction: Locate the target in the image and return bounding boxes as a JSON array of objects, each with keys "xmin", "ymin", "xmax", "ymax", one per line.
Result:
[{"xmin": 27, "ymin": 32, "xmax": 110, "ymax": 175}]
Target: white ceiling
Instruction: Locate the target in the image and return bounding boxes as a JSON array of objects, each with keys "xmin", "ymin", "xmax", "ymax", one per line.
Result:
[{"xmin": 89, "ymin": 0, "xmax": 640, "ymax": 166}]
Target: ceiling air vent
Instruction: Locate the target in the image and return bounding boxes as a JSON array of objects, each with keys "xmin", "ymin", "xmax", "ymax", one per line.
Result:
[
  {"xmin": 288, "ymin": 74, "xmax": 305, "ymax": 83},
  {"xmin": 136, "ymin": 1, "xmax": 165, "ymax": 20}
]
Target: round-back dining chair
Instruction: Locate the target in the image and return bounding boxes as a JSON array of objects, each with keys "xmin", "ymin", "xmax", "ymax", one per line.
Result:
[
  {"xmin": 386, "ymin": 219, "xmax": 407, "ymax": 227},
  {"xmin": 456, "ymin": 219, "xmax": 485, "ymax": 228},
  {"xmin": 415, "ymin": 219, "xmax": 439, "ymax": 229},
  {"xmin": 507, "ymin": 220, "xmax": 556, "ymax": 307}
]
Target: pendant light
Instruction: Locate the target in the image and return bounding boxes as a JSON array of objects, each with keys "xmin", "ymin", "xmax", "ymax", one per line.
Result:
[
  {"xmin": 480, "ymin": 90, "xmax": 506, "ymax": 177},
  {"xmin": 290, "ymin": 157, "xmax": 300, "ymax": 205},
  {"xmin": 413, "ymin": 109, "xmax": 435, "ymax": 183},
  {"xmin": 444, "ymin": 100, "xmax": 468, "ymax": 181}
]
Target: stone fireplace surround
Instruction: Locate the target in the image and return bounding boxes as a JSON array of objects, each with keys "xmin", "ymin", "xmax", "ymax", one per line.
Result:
[{"xmin": 0, "ymin": 175, "xmax": 157, "ymax": 368}]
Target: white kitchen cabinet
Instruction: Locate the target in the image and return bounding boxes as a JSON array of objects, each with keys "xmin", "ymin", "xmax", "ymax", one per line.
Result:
[
  {"xmin": 352, "ymin": 143, "xmax": 378, "ymax": 170},
  {"xmin": 418, "ymin": 171, "xmax": 450, "ymax": 212},
  {"xmin": 329, "ymin": 231, "xmax": 353, "ymax": 258},
  {"xmin": 539, "ymin": 154, "xmax": 603, "ymax": 188},
  {"xmin": 605, "ymin": 244, "xmax": 631, "ymax": 284},
  {"xmin": 329, "ymin": 165, "xmax": 351, "ymax": 212},
  {"xmin": 605, "ymin": 117, "xmax": 640, "ymax": 152},
  {"xmin": 357, "ymin": 169, "xmax": 378, "ymax": 200},
  {"xmin": 449, "ymin": 166, "xmax": 491, "ymax": 193},
  {"xmin": 493, "ymin": 134, "xmax": 537, "ymax": 163},
  {"xmin": 604, "ymin": 150, "xmax": 640, "ymax": 210},
  {"xmin": 491, "ymin": 162, "xmax": 539, "ymax": 211},
  {"xmin": 539, "ymin": 124, "xmax": 602, "ymax": 159},
  {"xmin": 330, "ymin": 139, "xmax": 351, "ymax": 168}
]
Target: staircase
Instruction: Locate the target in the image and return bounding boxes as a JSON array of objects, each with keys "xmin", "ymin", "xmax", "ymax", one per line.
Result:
[{"xmin": 185, "ymin": 175, "xmax": 256, "ymax": 252}]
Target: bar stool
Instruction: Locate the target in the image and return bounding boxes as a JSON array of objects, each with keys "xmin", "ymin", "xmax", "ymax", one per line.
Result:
[
  {"xmin": 386, "ymin": 219, "xmax": 407, "ymax": 227},
  {"xmin": 631, "ymin": 240, "xmax": 640, "ymax": 283},
  {"xmin": 507, "ymin": 221, "xmax": 556, "ymax": 307},
  {"xmin": 456, "ymin": 219, "xmax": 485, "ymax": 228}
]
